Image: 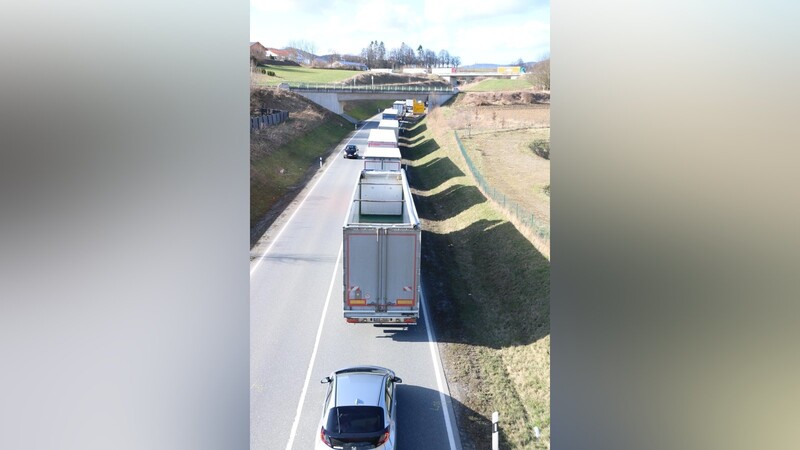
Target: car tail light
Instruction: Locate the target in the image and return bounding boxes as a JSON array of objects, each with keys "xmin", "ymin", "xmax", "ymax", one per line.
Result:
[
  {"xmin": 376, "ymin": 426, "xmax": 390, "ymax": 446},
  {"xmin": 319, "ymin": 427, "xmax": 333, "ymax": 448}
]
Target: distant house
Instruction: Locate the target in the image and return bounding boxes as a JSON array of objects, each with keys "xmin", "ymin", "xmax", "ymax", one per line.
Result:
[
  {"xmin": 265, "ymin": 48, "xmax": 293, "ymax": 61},
  {"xmin": 250, "ymin": 42, "xmax": 267, "ymax": 61}
]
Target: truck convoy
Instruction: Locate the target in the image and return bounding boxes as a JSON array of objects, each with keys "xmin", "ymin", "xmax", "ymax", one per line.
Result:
[{"xmin": 342, "ymin": 169, "xmax": 421, "ymax": 324}]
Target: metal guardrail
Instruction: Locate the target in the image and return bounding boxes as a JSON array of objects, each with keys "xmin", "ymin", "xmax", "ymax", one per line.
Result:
[
  {"xmin": 454, "ymin": 131, "xmax": 550, "ymax": 243},
  {"xmin": 250, "ymin": 110, "xmax": 289, "ymax": 131},
  {"xmin": 284, "ymin": 83, "xmax": 457, "ymax": 93}
]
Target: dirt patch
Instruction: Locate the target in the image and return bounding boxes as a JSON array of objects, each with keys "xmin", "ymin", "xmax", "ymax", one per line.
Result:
[{"xmin": 456, "ymin": 90, "xmax": 550, "ymax": 106}]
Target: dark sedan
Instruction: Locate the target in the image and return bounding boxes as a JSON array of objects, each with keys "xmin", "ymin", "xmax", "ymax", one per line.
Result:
[{"xmin": 344, "ymin": 144, "xmax": 359, "ymax": 159}]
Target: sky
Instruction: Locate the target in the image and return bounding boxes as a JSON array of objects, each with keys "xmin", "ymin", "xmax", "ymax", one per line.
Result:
[{"xmin": 250, "ymin": 0, "xmax": 550, "ymax": 66}]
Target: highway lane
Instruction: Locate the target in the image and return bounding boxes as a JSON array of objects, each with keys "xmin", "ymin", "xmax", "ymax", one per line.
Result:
[
  {"xmin": 250, "ymin": 123, "xmax": 367, "ymax": 449},
  {"xmin": 250, "ymin": 115, "xmax": 461, "ymax": 450}
]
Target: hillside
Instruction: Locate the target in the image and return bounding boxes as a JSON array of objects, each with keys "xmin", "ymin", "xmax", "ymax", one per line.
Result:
[{"xmin": 250, "ymin": 88, "xmax": 351, "ymax": 242}]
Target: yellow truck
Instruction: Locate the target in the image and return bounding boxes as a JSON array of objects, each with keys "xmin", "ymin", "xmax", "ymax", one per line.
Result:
[{"xmin": 497, "ymin": 66, "xmax": 522, "ymax": 75}]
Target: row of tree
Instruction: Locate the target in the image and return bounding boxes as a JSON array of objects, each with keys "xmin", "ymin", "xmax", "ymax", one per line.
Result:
[{"xmin": 359, "ymin": 41, "xmax": 461, "ymax": 69}]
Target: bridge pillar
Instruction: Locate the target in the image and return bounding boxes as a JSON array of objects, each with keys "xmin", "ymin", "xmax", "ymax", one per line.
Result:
[{"xmin": 293, "ymin": 91, "xmax": 343, "ymax": 114}]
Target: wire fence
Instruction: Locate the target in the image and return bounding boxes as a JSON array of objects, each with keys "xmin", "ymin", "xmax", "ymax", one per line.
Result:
[{"xmin": 453, "ymin": 131, "xmax": 550, "ymax": 247}]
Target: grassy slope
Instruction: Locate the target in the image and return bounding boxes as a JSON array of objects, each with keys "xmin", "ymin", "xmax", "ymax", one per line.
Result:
[
  {"xmin": 461, "ymin": 77, "xmax": 534, "ymax": 92},
  {"xmin": 252, "ymin": 65, "xmax": 358, "ymax": 86},
  {"xmin": 401, "ymin": 112, "xmax": 550, "ymax": 449},
  {"xmin": 250, "ymin": 118, "xmax": 351, "ymax": 229}
]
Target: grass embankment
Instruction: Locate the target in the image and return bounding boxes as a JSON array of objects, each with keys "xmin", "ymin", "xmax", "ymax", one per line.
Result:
[
  {"xmin": 250, "ymin": 118, "xmax": 350, "ymax": 229},
  {"xmin": 252, "ymin": 65, "xmax": 358, "ymax": 86},
  {"xmin": 342, "ymin": 100, "xmax": 394, "ymax": 121},
  {"xmin": 400, "ymin": 115, "xmax": 550, "ymax": 449},
  {"xmin": 461, "ymin": 77, "xmax": 534, "ymax": 92}
]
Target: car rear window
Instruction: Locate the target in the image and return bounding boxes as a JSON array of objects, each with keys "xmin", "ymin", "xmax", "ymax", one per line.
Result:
[{"xmin": 325, "ymin": 406, "xmax": 384, "ymax": 434}]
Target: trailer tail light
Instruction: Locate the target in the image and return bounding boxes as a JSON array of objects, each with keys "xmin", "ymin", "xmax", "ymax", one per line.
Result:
[
  {"xmin": 348, "ymin": 299, "xmax": 367, "ymax": 306},
  {"xmin": 403, "ymin": 318, "xmax": 417, "ymax": 324},
  {"xmin": 395, "ymin": 299, "xmax": 414, "ymax": 306},
  {"xmin": 346, "ymin": 318, "xmax": 360, "ymax": 323}
]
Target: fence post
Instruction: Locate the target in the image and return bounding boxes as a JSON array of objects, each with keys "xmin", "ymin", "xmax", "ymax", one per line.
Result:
[{"xmin": 492, "ymin": 411, "xmax": 499, "ymax": 450}]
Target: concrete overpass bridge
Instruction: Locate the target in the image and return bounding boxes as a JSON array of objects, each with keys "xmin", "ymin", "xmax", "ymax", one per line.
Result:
[{"xmin": 275, "ymin": 82, "xmax": 457, "ymax": 115}]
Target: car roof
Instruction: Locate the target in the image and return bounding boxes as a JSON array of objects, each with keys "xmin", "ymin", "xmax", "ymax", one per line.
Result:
[{"xmin": 335, "ymin": 372, "xmax": 385, "ymax": 407}]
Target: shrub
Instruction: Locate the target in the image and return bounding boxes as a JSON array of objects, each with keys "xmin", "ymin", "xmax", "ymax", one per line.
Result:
[
  {"xmin": 267, "ymin": 70, "xmax": 276, "ymax": 76},
  {"xmin": 529, "ymin": 139, "xmax": 550, "ymax": 160},
  {"xmin": 261, "ymin": 69, "xmax": 266, "ymax": 74}
]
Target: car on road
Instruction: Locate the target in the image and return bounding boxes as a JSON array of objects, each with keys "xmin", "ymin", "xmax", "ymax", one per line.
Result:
[
  {"xmin": 344, "ymin": 144, "xmax": 359, "ymax": 159},
  {"xmin": 317, "ymin": 366, "xmax": 402, "ymax": 450}
]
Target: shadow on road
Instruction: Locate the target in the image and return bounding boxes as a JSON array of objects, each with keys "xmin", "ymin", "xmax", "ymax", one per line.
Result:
[{"xmin": 396, "ymin": 384, "xmax": 477, "ymax": 450}]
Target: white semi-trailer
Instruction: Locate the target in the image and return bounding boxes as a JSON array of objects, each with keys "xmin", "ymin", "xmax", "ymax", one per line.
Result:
[
  {"xmin": 342, "ymin": 170, "xmax": 421, "ymax": 324},
  {"xmin": 378, "ymin": 119, "xmax": 400, "ymax": 138},
  {"xmin": 381, "ymin": 108, "xmax": 399, "ymax": 120},
  {"xmin": 363, "ymin": 147, "xmax": 402, "ymax": 171},
  {"xmin": 367, "ymin": 128, "xmax": 398, "ymax": 148}
]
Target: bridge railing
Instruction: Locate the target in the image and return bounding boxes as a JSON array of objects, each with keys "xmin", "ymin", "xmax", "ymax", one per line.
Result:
[{"xmin": 284, "ymin": 82, "xmax": 456, "ymax": 93}]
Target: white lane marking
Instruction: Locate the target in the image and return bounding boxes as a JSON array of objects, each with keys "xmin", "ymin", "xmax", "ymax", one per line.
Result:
[
  {"xmin": 284, "ymin": 244, "xmax": 342, "ymax": 450},
  {"xmin": 421, "ymin": 284, "xmax": 459, "ymax": 450},
  {"xmin": 249, "ymin": 129, "xmax": 360, "ymax": 277}
]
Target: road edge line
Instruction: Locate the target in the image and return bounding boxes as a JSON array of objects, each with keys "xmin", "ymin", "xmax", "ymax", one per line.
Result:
[{"xmin": 421, "ymin": 282, "xmax": 461, "ymax": 450}]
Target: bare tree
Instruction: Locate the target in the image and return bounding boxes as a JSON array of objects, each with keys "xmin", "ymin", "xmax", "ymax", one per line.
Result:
[
  {"xmin": 377, "ymin": 41, "xmax": 386, "ymax": 67},
  {"xmin": 438, "ymin": 49, "xmax": 450, "ymax": 67},
  {"xmin": 527, "ymin": 55, "xmax": 550, "ymax": 90},
  {"xmin": 287, "ymin": 39, "xmax": 317, "ymax": 64},
  {"xmin": 388, "ymin": 48, "xmax": 400, "ymax": 69}
]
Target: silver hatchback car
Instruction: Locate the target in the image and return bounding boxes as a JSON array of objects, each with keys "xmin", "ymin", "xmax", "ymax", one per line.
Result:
[{"xmin": 316, "ymin": 366, "xmax": 402, "ymax": 450}]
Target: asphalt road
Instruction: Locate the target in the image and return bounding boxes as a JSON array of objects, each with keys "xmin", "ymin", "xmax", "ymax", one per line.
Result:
[{"xmin": 250, "ymin": 117, "xmax": 461, "ymax": 450}]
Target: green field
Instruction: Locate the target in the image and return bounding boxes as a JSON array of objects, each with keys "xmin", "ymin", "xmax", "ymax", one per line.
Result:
[
  {"xmin": 253, "ymin": 65, "xmax": 358, "ymax": 86},
  {"xmin": 461, "ymin": 77, "xmax": 534, "ymax": 92}
]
